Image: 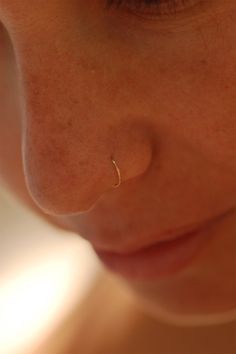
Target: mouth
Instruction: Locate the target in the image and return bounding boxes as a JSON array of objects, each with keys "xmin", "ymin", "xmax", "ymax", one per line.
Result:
[
  {"xmin": 93, "ymin": 208, "xmax": 235, "ymax": 281},
  {"xmin": 94, "ymin": 208, "xmax": 234, "ymax": 255},
  {"xmin": 96, "ymin": 222, "xmax": 211, "ymax": 256}
]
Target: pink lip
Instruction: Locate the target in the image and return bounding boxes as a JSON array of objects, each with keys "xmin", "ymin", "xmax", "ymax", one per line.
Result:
[
  {"xmin": 97, "ymin": 223, "xmax": 209, "ymax": 255},
  {"xmin": 94, "ymin": 229, "xmax": 208, "ymax": 280},
  {"xmin": 93, "ymin": 208, "xmax": 235, "ymax": 281},
  {"xmin": 93, "ymin": 208, "xmax": 233, "ymax": 255}
]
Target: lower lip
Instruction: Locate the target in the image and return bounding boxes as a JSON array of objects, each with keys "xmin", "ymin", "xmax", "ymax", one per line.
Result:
[{"xmin": 94, "ymin": 224, "xmax": 218, "ymax": 281}]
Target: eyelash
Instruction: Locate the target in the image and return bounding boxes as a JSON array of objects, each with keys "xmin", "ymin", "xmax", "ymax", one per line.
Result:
[{"xmin": 106, "ymin": 0, "xmax": 197, "ymax": 17}]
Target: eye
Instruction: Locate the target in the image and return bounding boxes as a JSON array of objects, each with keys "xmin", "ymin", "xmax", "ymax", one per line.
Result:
[{"xmin": 106, "ymin": 0, "xmax": 201, "ymax": 18}]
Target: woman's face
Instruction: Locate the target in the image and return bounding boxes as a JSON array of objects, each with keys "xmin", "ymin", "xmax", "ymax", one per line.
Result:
[{"xmin": 1, "ymin": 0, "xmax": 236, "ymax": 326}]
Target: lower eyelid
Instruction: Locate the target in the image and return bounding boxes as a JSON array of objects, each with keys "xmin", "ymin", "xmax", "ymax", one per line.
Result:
[
  {"xmin": 107, "ymin": 0, "xmax": 203, "ymax": 18},
  {"xmin": 109, "ymin": 1, "xmax": 214, "ymax": 35}
]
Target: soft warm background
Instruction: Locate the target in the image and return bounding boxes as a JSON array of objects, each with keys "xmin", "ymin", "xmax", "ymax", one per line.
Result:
[{"xmin": 0, "ymin": 183, "xmax": 100, "ymax": 354}]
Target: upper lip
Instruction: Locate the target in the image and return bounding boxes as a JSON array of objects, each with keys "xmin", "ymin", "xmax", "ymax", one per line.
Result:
[
  {"xmin": 93, "ymin": 208, "xmax": 235, "ymax": 255},
  {"xmin": 93, "ymin": 219, "xmax": 213, "ymax": 255}
]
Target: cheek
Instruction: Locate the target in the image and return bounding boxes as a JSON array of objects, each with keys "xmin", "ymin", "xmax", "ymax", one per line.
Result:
[
  {"xmin": 178, "ymin": 59, "xmax": 236, "ymax": 171},
  {"xmin": 122, "ymin": 20, "xmax": 236, "ymax": 174},
  {"xmin": 165, "ymin": 61, "xmax": 236, "ymax": 171}
]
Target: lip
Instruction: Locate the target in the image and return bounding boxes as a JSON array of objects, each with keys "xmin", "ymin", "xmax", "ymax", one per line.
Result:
[
  {"xmin": 94, "ymin": 208, "xmax": 233, "ymax": 255},
  {"xmin": 93, "ymin": 209, "xmax": 235, "ymax": 281}
]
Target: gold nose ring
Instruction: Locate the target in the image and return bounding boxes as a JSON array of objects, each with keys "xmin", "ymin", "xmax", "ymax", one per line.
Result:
[{"xmin": 111, "ymin": 156, "xmax": 121, "ymax": 188}]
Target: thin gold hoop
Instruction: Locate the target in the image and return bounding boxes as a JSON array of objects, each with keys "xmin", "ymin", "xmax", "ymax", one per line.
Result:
[{"xmin": 111, "ymin": 156, "xmax": 121, "ymax": 188}]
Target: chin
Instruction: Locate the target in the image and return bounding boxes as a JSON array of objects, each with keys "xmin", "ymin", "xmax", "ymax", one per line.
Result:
[
  {"xmin": 114, "ymin": 269, "xmax": 236, "ymax": 327},
  {"xmin": 122, "ymin": 282, "xmax": 236, "ymax": 327},
  {"xmin": 133, "ymin": 295, "xmax": 236, "ymax": 327}
]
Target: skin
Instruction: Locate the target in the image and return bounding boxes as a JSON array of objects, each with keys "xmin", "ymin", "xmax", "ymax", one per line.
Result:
[{"xmin": 1, "ymin": 0, "xmax": 236, "ymax": 336}]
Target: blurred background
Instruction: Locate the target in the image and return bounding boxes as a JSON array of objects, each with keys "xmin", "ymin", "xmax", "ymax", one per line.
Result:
[{"xmin": 0, "ymin": 183, "xmax": 100, "ymax": 354}]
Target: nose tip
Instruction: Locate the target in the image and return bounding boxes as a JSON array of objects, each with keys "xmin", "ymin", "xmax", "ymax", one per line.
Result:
[
  {"xmin": 22, "ymin": 148, "xmax": 119, "ymax": 216},
  {"xmin": 32, "ymin": 189, "xmax": 103, "ymax": 217},
  {"xmin": 23, "ymin": 124, "xmax": 154, "ymax": 217}
]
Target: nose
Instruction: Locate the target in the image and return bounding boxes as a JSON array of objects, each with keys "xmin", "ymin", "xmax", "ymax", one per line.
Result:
[
  {"xmin": 3, "ymin": 12, "xmax": 154, "ymax": 216},
  {"xmin": 22, "ymin": 114, "xmax": 153, "ymax": 216}
]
